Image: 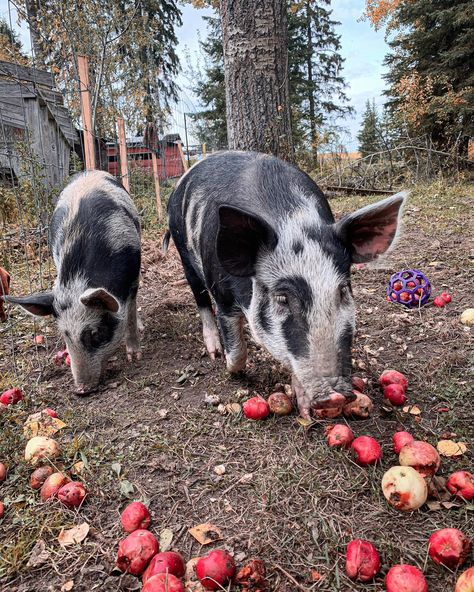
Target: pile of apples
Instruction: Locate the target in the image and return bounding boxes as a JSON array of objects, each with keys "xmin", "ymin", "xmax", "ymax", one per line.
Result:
[{"xmin": 116, "ymin": 502, "xmax": 236, "ymax": 591}]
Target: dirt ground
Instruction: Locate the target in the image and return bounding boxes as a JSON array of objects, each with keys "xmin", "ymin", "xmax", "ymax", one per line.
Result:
[{"xmin": 1, "ymin": 181, "xmax": 473, "ymax": 592}]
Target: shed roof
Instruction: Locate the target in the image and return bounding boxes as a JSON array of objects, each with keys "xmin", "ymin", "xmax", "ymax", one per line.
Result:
[{"xmin": 0, "ymin": 60, "xmax": 78, "ymax": 146}]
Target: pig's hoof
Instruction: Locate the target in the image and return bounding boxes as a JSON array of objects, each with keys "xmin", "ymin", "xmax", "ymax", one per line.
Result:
[
  {"xmin": 203, "ymin": 331, "xmax": 223, "ymax": 360},
  {"xmin": 126, "ymin": 345, "xmax": 142, "ymax": 362},
  {"xmin": 226, "ymin": 348, "xmax": 247, "ymax": 373}
]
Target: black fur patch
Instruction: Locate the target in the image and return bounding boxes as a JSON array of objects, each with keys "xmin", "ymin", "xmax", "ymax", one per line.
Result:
[
  {"xmin": 257, "ymin": 285, "xmax": 272, "ymax": 333},
  {"xmin": 338, "ymin": 323, "xmax": 353, "ymax": 376},
  {"xmin": 292, "ymin": 241, "xmax": 303, "ymax": 255},
  {"xmin": 282, "ymin": 314, "xmax": 309, "ymax": 358},
  {"xmin": 275, "ymin": 276, "xmax": 313, "ymax": 315},
  {"xmin": 303, "ymin": 226, "xmax": 320, "ymax": 241},
  {"xmin": 80, "ymin": 313, "xmax": 119, "ymax": 352}
]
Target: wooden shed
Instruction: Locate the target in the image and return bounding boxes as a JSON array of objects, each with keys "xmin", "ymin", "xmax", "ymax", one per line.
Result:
[{"xmin": 0, "ymin": 60, "xmax": 78, "ymax": 188}]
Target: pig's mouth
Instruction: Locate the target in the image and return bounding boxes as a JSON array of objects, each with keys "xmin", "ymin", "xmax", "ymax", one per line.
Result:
[{"xmin": 291, "ymin": 374, "xmax": 355, "ymax": 419}]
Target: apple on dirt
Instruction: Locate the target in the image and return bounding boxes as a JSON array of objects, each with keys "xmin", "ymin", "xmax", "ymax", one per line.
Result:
[
  {"xmin": 0, "ymin": 463, "xmax": 6, "ymax": 483},
  {"xmin": 121, "ymin": 501, "xmax": 151, "ymax": 533},
  {"xmin": 29, "ymin": 466, "xmax": 54, "ymax": 490},
  {"xmin": 351, "ymin": 436, "xmax": 382, "ymax": 466},
  {"xmin": 383, "ymin": 383, "xmax": 407, "ymax": 406},
  {"xmin": 385, "ymin": 564, "xmax": 428, "ymax": 592},
  {"xmin": 243, "ymin": 396, "xmax": 270, "ymax": 420},
  {"xmin": 25, "ymin": 436, "xmax": 60, "ymax": 465},
  {"xmin": 343, "ymin": 392, "xmax": 373, "ymax": 419},
  {"xmin": 325, "ymin": 424, "xmax": 354, "ymax": 448},
  {"xmin": 345, "ymin": 539, "xmax": 381, "ymax": 582},
  {"xmin": 58, "ymin": 481, "xmax": 87, "ymax": 508},
  {"xmin": 379, "ymin": 370, "xmax": 408, "ymax": 391},
  {"xmin": 447, "ymin": 471, "xmax": 474, "ymax": 501},
  {"xmin": 142, "ymin": 573, "xmax": 185, "ymax": 592},
  {"xmin": 352, "ymin": 376, "xmax": 366, "ymax": 392},
  {"xmin": 40, "ymin": 472, "xmax": 70, "ymax": 501},
  {"xmin": 195, "ymin": 549, "xmax": 236, "ymax": 590},
  {"xmin": 428, "ymin": 528, "xmax": 472, "ymax": 569},
  {"xmin": 399, "ymin": 441, "xmax": 440, "ymax": 477},
  {"xmin": 382, "ymin": 466, "xmax": 428, "ymax": 511},
  {"xmin": 143, "ymin": 552, "xmax": 186, "ymax": 584},
  {"xmin": 456, "ymin": 567, "xmax": 474, "ymax": 592},
  {"xmin": 0, "ymin": 387, "xmax": 24, "ymax": 405},
  {"xmin": 267, "ymin": 391, "xmax": 293, "ymax": 416},
  {"xmin": 392, "ymin": 432, "xmax": 414, "ymax": 454},
  {"xmin": 116, "ymin": 529, "xmax": 159, "ymax": 576},
  {"xmin": 0, "ymin": 501, "xmax": 4, "ymax": 519}
]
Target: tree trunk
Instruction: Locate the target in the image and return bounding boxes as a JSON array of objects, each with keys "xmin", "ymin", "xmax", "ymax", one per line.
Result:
[
  {"xmin": 220, "ymin": 0, "xmax": 293, "ymax": 161},
  {"xmin": 25, "ymin": 0, "xmax": 46, "ymax": 67},
  {"xmin": 306, "ymin": 1, "xmax": 317, "ymax": 167}
]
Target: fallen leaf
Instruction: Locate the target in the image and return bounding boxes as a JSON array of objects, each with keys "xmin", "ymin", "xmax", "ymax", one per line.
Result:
[
  {"xmin": 402, "ymin": 405, "xmax": 422, "ymax": 415},
  {"xmin": 311, "ymin": 570, "xmax": 323, "ymax": 582},
  {"xmin": 188, "ymin": 523, "xmax": 223, "ymax": 545},
  {"xmin": 214, "ymin": 465, "xmax": 226, "ymax": 476},
  {"xmin": 226, "ymin": 403, "xmax": 241, "ymax": 414},
  {"xmin": 159, "ymin": 528, "xmax": 173, "ymax": 552},
  {"xmin": 119, "ymin": 480, "xmax": 134, "ymax": 498},
  {"xmin": 296, "ymin": 417, "xmax": 315, "ymax": 428},
  {"xmin": 111, "ymin": 462, "xmax": 122, "ymax": 477},
  {"xmin": 26, "ymin": 539, "xmax": 50, "ymax": 567},
  {"xmin": 437, "ymin": 440, "xmax": 467, "ymax": 457},
  {"xmin": 427, "ymin": 501, "xmax": 442, "ymax": 511},
  {"xmin": 61, "ymin": 581, "xmax": 74, "ymax": 591},
  {"xmin": 23, "ymin": 412, "xmax": 67, "ymax": 438},
  {"xmin": 71, "ymin": 461, "xmax": 85, "ymax": 475},
  {"xmin": 58, "ymin": 523, "xmax": 90, "ymax": 546},
  {"xmin": 157, "ymin": 409, "xmax": 169, "ymax": 420}
]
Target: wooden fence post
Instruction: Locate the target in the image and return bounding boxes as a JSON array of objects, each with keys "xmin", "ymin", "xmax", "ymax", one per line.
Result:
[
  {"xmin": 116, "ymin": 117, "xmax": 130, "ymax": 192},
  {"xmin": 77, "ymin": 56, "xmax": 95, "ymax": 170},
  {"xmin": 177, "ymin": 142, "xmax": 189, "ymax": 172},
  {"xmin": 151, "ymin": 151, "xmax": 162, "ymax": 220},
  {"xmin": 202, "ymin": 143, "xmax": 206, "ymax": 159}
]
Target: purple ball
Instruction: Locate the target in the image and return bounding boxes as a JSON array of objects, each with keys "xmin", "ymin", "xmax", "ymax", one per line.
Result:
[{"xmin": 387, "ymin": 269, "xmax": 431, "ymax": 308}]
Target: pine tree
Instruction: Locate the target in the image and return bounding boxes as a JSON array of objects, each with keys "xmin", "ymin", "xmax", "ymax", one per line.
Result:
[
  {"xmin": 357, "ymin": 100, "xmax": 381, "ymax": 157},
  {"xmin": 0, "ymin": 19, "xmax": 28, "ymax": 65},
  {"xmin": 382, "ymin": 0, "xmax": 474, "ymax": 154},
  {"xmin": 288, "ymin": 0, "xmax": 352, "ymax": 165}
]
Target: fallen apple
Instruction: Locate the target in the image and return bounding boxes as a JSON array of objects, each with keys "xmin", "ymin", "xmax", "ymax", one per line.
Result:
[
  {"xmin": 456, "ymin": 567, "xmax": 474, "ymax": 592},
  {"xmin": 385, "ymin": 564, "xmax": 427, "ymax": 592},
  {"xmin": 195, "ymin": 549, "xmax": 236, "ymax": 590},
  {"xmin": 44, "ymin": 408, "xmax": 58, "ymax": 418},
  {"xmin": 343, "ymin": 392, "xmax": 373, "ymax": 418},
  {"xmin": 143, "ymin": 551, "xmax": 186, "ymax": 583},
  {"xmin": 352, "ymin": 376, "xmax": 366, "ymax": 392},
  {"xmin": 58, "ymin": 481, "xmax": 87, "ymax": 508},
  {"xmin": 393, "ymin": 431, "xmax": 414, "ymax": 454},
  {"xmin": 383, "ymin": 383, "xmax": 407, "ymax": 406},
  {"xmin": 267, "ymin": 391, "xmax": 293, "ymax": 416},
  {"xmin": 243, "ymin": 397, "xmax": 270, "ymax": 420},
  {"xmin": 446, "ymin": 471, "xmax": 474, "ymax": 501},
  {"xmin": 345, "ymin": 539, "xmax": 381, "ymax": 582},
  {"xmin": 0, "ymin": 501, "xmax": 4, "ymax": 519},
  {"xmin": 399, "ymin": 440, "xmax": 441, "ymax": 477},
  {"xmin": 30, "ymin": 466, "xmax": 54, "ymax": 490},
  {"xmin": 351, "ymin": 436, "xmax": 382, "ymax": 466},
  {"xmin": 440, "ymin": 292, "xmax": 452, "ymax": 303},
  {"xmin": 379, "ymin": 370, "xmax": 408, "ymax": 391},
  {"xmin": 0, "ymin": 463, "xmax": 6, "ymax": 483},
  {"xmin": 40, "ymin": 472, "xmax": 70, "ymax": 501},
  {"xmin": 25, "ymin": 436, "xmax": 60, "ymax": 465},
  {"xmin": 314, "ymin": 406, "xmax": 342, "ymax": 419},
  {"xmin": 0, "ymin": 387, "xmax": 24, "ymax": 405},
  {"xmin": 382, "ymin": 466, "xmax": 428, "ymax": 511},
  {"xmin": 460, "ymin": 309, "xmax": 474, "ymax": 326},
  {"xmin": 142, "ymin": 573, "xmax": 185, "ymax": 592},
  {"xmin": 433, "ymin": 296, "xmax": 446, "ymax": 308},
  {"xmin": 116, "ymin": 529, "xmax": 159, "ymax": 576},
  {"xmin": 121, "ymin": 501, "xmax": 151, "ymax": 533},
  {"xmin": 325, "ymin": 424, "xmax": 354, "ymax": 448},
  {"xmin": 428, "ymin": 528, "xmax": 471, "ymax": 569}
]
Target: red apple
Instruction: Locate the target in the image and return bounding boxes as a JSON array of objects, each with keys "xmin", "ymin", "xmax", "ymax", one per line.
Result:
[
  {"xmin": 428, "ymin": 528, "xmax": 471, "ymax": 569},
  {"xmin": 30, "ymin": 466, "xmax": 54, "ymax": 490},
  {"xmin": 352, "ymin": 376, "xmax": 366, "ymax": 392},
  {"xmin": 441, "ymin": 292, "xmax": 452, "ymax": 303},
  {"xmin": 0, "ymin": 463, "xmax": 6, "ymax": 483},
  {"xmin": 325, "ymin": 424, "xmax": 354, "ymax": 448},
  {"xmin": 44, "ymin": 408, "xmax": 58, "ymax": 418},
  {"xmin": 116, "ymin": 529, "xmax": 159, "ymax": 576},
  {"xmin": 383, "ymin": 383, "xmax": 407, "ymax": 406},
  {"xmin": 267, "ymin": 392, "xmax": 293, "ymax": 416},
  {"xmin": 314, "ymin": 406, "xmax": 342, "ymax": 419},
  {"xmin": 351, "ymin": 436, "xmax": 382, "ymax": 466},
  {"xmin": 447, "ymin": 471, "xmax": 474, "ymax": 501},
  {"xmin": 243, "ymin": 397, "xmax": 270, "ymax": 420},
  {"xmin": 121, "ymin": 501, "xmax": 151, "ymax": 533},
  {"xmin": 40, "ymin": 472, "xmax": 70, "ymax": 501},
  {"xmin": 345, "ymin": 539, "xmax": 381, "ymax": 582},
  {"xmin": 0, "ymin": 501, "xmax": 4, "ymax": 519},
  {"xmin": 143, "ymin": 551, "xmax": 186, "ymax": 583},
  {"xmin": 385, "ymin": 564, "xmax": 428, "ymax": 592},
  {"xmin": 456, "ymin": 567, "xmax": 474, "ymax": 592},
  {"xmin": 343, "ymin": 392, "xmax": 373, "ymax": 418},
  {"xmin": 382, "ymin": 466, "xmax": 428, "ymax": 511},
  {"xmin": 379, "ymin": 370, "xmax": 408, "ymax": 391},
  {"xmin": 195, "ymin": 549, "xmax": 236, "ymax": 590},
  {"xmin": 34, "ymin": 335, "xmax": 45, "ymax": 345},
  {"xmin": 393, "ymin": 432, "xmax": 414, "ymax": 454},
  {"xmin": 399, "ymin": 441, "xmax": 440, "ymax": 477},
  {"xmin": 0, "ymin": 387, "xmax": 24, "ymax": 405},
  {"xmin": 53, "ymin": 349, "xmax": 68, "ymax": 366},
  {"xmin": 433, "ymin": 296, "xmax": 446, "ymax": 308},
  {"xmin": 142, "ymin": 573, "xmax": 185, "ymax": 592},
  {"xmin": 58, "ymin": 481, "xmax": 87, "ymax": 508}
]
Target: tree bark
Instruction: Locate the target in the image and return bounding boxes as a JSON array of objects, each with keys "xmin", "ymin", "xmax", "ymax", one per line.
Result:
[
  {"xmin": 306, "ymin": 1, "xmax": 317, "ymax": 167},
  {"xmin": 220, "ymin": 0, "xmax": 293, "ymax": 161}
]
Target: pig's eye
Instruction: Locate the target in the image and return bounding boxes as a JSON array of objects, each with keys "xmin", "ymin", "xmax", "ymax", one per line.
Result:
[{"xmin": 274, "ymin": 293, "xmax": 288, "ymax": 306}]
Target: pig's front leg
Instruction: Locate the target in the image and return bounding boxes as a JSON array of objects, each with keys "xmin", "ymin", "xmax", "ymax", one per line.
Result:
[
  {"xmin": 199, "ymin": 307, "xmax": 223, "ymax": 359},
  {"xmin": 217, "ymin": 312, "xmax": 247, "ymax": 373},
  {"xmin": 125, "ymin": 295, "xmax": 142, "ymax": 362}
]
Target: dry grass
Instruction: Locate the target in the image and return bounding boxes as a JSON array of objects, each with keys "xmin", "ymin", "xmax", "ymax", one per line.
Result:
[{"xmin": 0, "ymin": 179, "xmax": 473, "ymax": 592}]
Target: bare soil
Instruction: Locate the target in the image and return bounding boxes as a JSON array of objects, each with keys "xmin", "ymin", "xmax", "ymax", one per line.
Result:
[{"xmin": 0, "ymin": 181, "xmax": 473, "ymax": 592}]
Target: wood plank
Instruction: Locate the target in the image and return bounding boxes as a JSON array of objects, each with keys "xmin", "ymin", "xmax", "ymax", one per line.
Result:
[
  {"xmin": 77, "ymin": 56, "xmax": 95, "ymax": 169},
  {"xmin": 117, "ymin": 117, "xmax": 130, "ymax": 192},
  {"xmin": 151, "ymin": 151, "xmax": 162, "ymax": 219},
  {"xmin": 0, "ymin": 60, "xmax": 54, "ymax": 87}
]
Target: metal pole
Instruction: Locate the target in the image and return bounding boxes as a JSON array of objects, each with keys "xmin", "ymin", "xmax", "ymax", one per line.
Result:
[{"xmin": 183, "ymin": 112, "xmax": 191, "ymax": 167}]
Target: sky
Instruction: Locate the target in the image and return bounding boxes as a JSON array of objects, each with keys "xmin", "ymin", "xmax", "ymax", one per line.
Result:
[{"xmin": 1, "ymin": 0, "xmax": 390, "ymax": 151}]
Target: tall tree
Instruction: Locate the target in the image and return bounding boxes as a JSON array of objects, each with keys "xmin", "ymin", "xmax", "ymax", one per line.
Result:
[
  {"xmin": 0, "ymin": 19, "xmax": 29, "ymax": 65},
  {"xmin": 288, "ymin": 0, "xmax": 351, "ymax": 164},
  {"xmin": 357, "ymin": 99, "xmax": 381, "ymax": 156},
  {"xmin": 220, "ymin": 0, "xmax": 293, "ymax": 160},
  {"xmin": 366, "ymin": 0, "xmax": 474, "ymax": 154}
]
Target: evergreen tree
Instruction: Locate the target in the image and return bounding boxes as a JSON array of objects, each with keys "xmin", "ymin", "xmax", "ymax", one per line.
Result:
[
  {"xmin": 357, "ymin": 100, "xmax": 381, "ymax": 156},
  {"xmin": 288, "ymin": 0, "xmax": 352, "ymax": 165},
  {"xmin": 382, "ymin": 0, "xmax": 474, "ymax": 153},
  {"xmin": 0, "ymin": 18, "xmax": 28, "ymax": 65}
]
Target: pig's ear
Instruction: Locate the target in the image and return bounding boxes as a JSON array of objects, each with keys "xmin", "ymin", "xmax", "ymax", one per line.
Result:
[
  {"xmin": 80, "ymin": 288, "xmax": 120, "ymax": 313},
  {"xmin": 334, "ymin": 191, "xmax": 408, "ymax": 263},
  {"xmin": 216, "ymin": 206, "xmax": 278, "ymax": 276},
  {"xmin": 3, "ymin": 292, "xmax": 55, "ymax": 316}
]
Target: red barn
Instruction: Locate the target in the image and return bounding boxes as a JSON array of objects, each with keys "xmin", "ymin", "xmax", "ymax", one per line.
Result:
[{"xmin": 106, "ymin": 133, "xmax": 185, "ymax": 180}]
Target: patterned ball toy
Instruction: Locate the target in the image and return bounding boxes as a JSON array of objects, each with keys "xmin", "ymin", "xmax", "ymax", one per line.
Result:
[{"xmin": 387, "ymin": 269, "xmax": 431, "ymax": 308}]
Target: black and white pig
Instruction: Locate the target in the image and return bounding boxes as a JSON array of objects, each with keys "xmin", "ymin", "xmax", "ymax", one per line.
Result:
[
  {"xmin": 3, "ymin": 170, "xmax": 141, "ymax": 394},
  {"xmin": 167, "ymin": 151, "xmax": 407, "ymax": 418}
]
